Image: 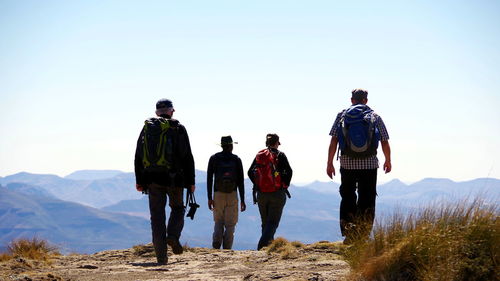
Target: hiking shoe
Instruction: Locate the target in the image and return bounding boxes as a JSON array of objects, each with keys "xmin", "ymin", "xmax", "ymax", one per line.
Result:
[
  {"xmin": 166, "ymin": 237, "xmax": 183, "ymax": 254},
  {"xmin": 157, "ymin": 257, "xmax": 167, "ymax": 265},
  {"xmin": 212, "ymin": 241, "xmax": 221, "ymax": 249}
]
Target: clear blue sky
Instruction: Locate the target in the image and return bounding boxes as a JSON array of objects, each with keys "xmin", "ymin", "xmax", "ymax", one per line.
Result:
[{"xmin": 1, "ymin": 0, "xmax": 499, "ymax": 184}]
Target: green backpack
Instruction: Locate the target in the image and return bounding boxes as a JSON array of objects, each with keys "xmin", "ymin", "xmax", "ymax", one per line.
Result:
[{"xmin": 141, "ymin": 117, "xmax": 177, "ymax": 172}]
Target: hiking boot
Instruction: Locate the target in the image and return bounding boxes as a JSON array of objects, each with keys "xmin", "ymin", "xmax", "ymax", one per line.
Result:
[
  {"xmin": 166, "ymin": 237, "xmax": 183, "ymax": 255},
  {"xmin": 212, "ymin": 241, "xmax": 221, "ymax": 249},
  {"xmin": 157, "ymin": 257, "xmax": 167, "ymax": 265}
]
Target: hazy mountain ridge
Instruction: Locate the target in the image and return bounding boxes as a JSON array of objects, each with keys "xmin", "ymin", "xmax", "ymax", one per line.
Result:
[
  {"xmin": 1, "ymin": 170, "xmax": 498, "ymax": 254},
  {"xmin": 0, "ymin": 171, "xmax": 141, "ymax": 208},
  {"xmin": 65, "ymin": 170, "xmax": 124, "ymax": 180},
  {"xmin": 377, "ymin": 177, "xmax": 500, "ymax": 202},
  {"xmin": 0, "ymin": 186, "xmax": 150, "ymax": 254},
  {"xmin": 4, "ymin": 182, "xmax": 55, "ymax": 198}
]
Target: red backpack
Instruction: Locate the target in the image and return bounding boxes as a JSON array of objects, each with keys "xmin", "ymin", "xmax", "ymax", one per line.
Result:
[{"xmin": 254, "ymin": 149, "xmax": 282, "ymax": 192}]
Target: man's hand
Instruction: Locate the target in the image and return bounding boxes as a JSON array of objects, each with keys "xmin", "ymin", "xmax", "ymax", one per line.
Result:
[
  {"xmin": 190, "ymin": 185, "xmax": 196, "ymax": 193},
  {"xmin": 327, "ymin": 136, "xmax": 338, "ymax": 179},
  {"xmin": 208, "ymin": 199, "xmax": 214, "ymax": 210},
  {"xmin": 252, "ymin": 190, "xmax": 258, "ymax": 205},
  {"xmin": 384, "ymin": 160, "xmax": 392, "ymax": 174},
  {"xmin": 136, "ymin": 184, "xmax": 144, "ymax": 192},
  {"xmin": 241, "ymin": 202, "xmax": 246, "ymax": 212},
  {"xmin": 381, "ymin": 140, "xmax": 391, "ymax": 174},
  {"xmin": 326, "ymin": 163, "xmax": 336, "ymax": 179}
]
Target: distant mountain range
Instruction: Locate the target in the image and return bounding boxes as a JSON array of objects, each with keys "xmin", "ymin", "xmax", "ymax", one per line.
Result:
[
  {"xmin": 64, "ymin": 170, "xmax": 124, "ymax": 181},
  {"xmin": 1, "ymin": 170, "xmax": 498, "ymax": 253},
  {"xmin": 0, "ymin": 171, "xmax": 142, "ymax": 208},
  {"xmin": 0, "ymin": 185, "xmax": 149, "ymax": 254}
]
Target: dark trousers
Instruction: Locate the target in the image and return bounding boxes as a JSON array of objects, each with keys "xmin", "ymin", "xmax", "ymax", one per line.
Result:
[
  {"xmin": 148, "ymin": 183, "xmax": 185, "ymax": 260},
  {"xmin": 257, "ymin": 189, "xmax": 287, "ymax": 250},
  {"xmin": 339, "ymin": 168, "xmax": 377, "ymax": 238}
]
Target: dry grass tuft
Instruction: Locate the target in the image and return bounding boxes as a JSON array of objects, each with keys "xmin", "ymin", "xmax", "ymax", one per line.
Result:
[
  {"xmin": 291, "ymin": 240, "xmax": 305, "ymax": 248},
  {"xmin": 309, "ymin": 241, "xmax": 343, "ymax": 251},
  {"xmin": 344, "ymin": 198, "xmax": 499, "ymax": 281},
  {"xmin": 2, "ymin": 238, "xmax": 59, "ymax": 262},
  {"xmin": 182, "ymin": 242, "xmax": 194, "ymax": 252},
  {"xmin": 132, "ymin": 243, "xmax": 155, "ymax": 257},
  {"xmin": 0, "ymin": 253, "xmax": 11, "ymax": 262},
  {"xmin": 265, "ymin": 237, "xmax": 300, "ymax": 259}
]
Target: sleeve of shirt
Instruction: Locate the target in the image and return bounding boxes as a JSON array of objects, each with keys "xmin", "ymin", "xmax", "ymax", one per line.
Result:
[
  {"xmin": 377, "ymin": 115, "xmax": 390, "ymax": 141},
  {"xmin": 279, "ymin": 152, "xmax": 293, "ymax": 187},
  {"xmin": 178, "ymin": 125, "xmax": 196, "ymax": 186},
  {"xmin": 236, "ymin": 156, "xmax": 245, "ymax": 204},
  {"xmin": 134, "ymin": 128, "xmax": 146, "ymax": 185},
  {"xmin": 206, "ymin": 155, "xmax": 215, "ymax": 201},
  {"xmin": 329, "ymin": 112, "xmax": 343, "ymax": 137},
  {"xmin": 247, "ymin": 158, "xmax": 257, "ymax": 185}
]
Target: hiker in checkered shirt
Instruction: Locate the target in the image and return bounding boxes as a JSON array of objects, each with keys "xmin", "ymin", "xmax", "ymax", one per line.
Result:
[{"xmin": 326, "ymin": 89, "xmax": 392, "ymax": 244}]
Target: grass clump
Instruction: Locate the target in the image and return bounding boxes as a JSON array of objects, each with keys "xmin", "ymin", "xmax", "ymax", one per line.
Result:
[
  {"xmin": 0, "ymin": 253, "xmax": 11, "ymax": 262},
  {"xmin": 132, "ymin": 243, "xmax": 155, "ymax": 257},
  {"xmin": 265, "ymin": 237, "xmax": 301, "ymax": 259},
  {"xmin": 309, "ymin": 240, "xmax": 343, "ymax": 251},
  {"xmin": 2, "ymin": 238, "xmax": 59, "ymax": 262},
  {"xmin": 291, "ymin": 240, "xmax": 305, "ymax": 248},
  {"xmin": 182, "ymin": 242, "xmax": 194, "ymax": 252},
  {"xmin": 344, "ymin": 198, "xmax": 499, "ymax": 281}
]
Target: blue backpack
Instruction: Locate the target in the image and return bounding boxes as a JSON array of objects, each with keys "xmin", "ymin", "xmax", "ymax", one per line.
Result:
[{"xmin": 336, "ymin": 104, "xmax": 380, "ymax": 158}]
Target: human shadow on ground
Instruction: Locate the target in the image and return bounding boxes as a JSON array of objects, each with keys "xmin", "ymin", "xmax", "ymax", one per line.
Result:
[{"xmin": 131, "ymin": 260, "xmax": 186, "ymax": 268}]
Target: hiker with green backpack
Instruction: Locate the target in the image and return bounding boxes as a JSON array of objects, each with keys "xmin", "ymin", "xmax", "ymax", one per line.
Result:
[
  {"xmin": 206, "ymin": 136, "xmax": 246, "ymax": 250},
  {"xmin": 326, "ymin": 89, "xmax": 391, "ymax": 244},
  {"xmin": 134, "ymin": 98, "xmax": 196, "ymax": 265},
  {"xmin": 248, "ymin": 134, "xmax": 293, "ymax": 250}
]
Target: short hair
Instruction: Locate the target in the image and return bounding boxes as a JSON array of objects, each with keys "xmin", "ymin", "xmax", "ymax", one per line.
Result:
[
  {"xmin": 351, "ymin": 89, "xmax": 368, "ymax": 102},
  {"xmin": 265, "ymin": 133, "xmax": 280, "ymax": 147}
]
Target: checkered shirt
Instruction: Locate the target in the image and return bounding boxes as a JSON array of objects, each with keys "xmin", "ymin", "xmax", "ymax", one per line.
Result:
[{"xmin": 329, "ymin": 107, "xmax": 390, "ymax": 170}]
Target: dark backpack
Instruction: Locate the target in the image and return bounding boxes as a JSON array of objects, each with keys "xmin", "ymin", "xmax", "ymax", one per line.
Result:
[
  {"xmin": 141, "ymin": 117, "xmax": 177, "ymax": 172},
  {"xmin": 253, "ymin": 149, "xmax": 282, "ymax": 193},
  {"xmin": 215, "ymin": 155, "xmax": 238, "ymax": 193},
  {"xmin": 337, "ymin": 104, "xmax": 380, "ymax": 158}
]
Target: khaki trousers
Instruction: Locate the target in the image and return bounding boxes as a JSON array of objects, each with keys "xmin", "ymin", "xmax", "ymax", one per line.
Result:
[{"xmin": 212, "ymin": 191, "xmax": 239, "ymax": 249}]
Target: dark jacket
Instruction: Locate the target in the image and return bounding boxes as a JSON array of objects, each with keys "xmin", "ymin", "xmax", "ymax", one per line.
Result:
[
  {"xmin": 134, "ymin": 118, "xmax": 195, "ymax": 188},
  {"xmin": 247, "ymin": 147, "xmax": 293, "ymax": 190},
  {"xmin": 207, "ymin": 151, "xmax": 245, "ymax": 203}
]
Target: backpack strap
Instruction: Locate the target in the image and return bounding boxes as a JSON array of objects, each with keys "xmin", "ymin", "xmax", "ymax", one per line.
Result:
[
  {"xmin": 336, "ymin": 109, "xmax": 348, "ymax": 161},
  {"xmin": 284, "ymin": 189, "xmax": 291, "ymax": 199},
  {"xmin": 272, "ymin": 150, "xmax": 291, "ymax": 198},
  {"xmin": 268, "ymin": 148, "xmax": 280, "ymax": 180}
]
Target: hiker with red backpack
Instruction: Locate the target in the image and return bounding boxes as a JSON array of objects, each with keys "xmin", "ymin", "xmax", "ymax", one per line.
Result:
[
  {"xmin": 134, "ymin": 99, "xmax": 196, "ymax": 265},
  {"xmin": 248, "ymin": 134, "xmax": 293, "ymax": 250},
  {"xmin": 326, "ymin": 89, "xmax": 391, "ymax": 244},
  {"xmin": 206, "ymin": 136, "xmax": 246, "ymax": 250}
]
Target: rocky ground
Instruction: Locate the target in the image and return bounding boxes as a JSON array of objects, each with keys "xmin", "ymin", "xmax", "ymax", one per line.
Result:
[{"xmin": 0, "ymin": 241, "xmax": 350, "ymax": 281}]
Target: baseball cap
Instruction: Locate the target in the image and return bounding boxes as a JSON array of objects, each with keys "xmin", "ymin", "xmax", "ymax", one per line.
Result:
[
  {"xmin": 156, "ymin": 99, "xmax": 173, "ymax": 109},
  {"xmin": 266, "ymin": 133, "xmax": 280, "ymax": 146}
]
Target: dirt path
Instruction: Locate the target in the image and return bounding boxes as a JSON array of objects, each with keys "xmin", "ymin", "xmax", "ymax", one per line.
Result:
[{"xmin": 1, "ymin": 242, "xmax": 350, "ymax": 281}]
